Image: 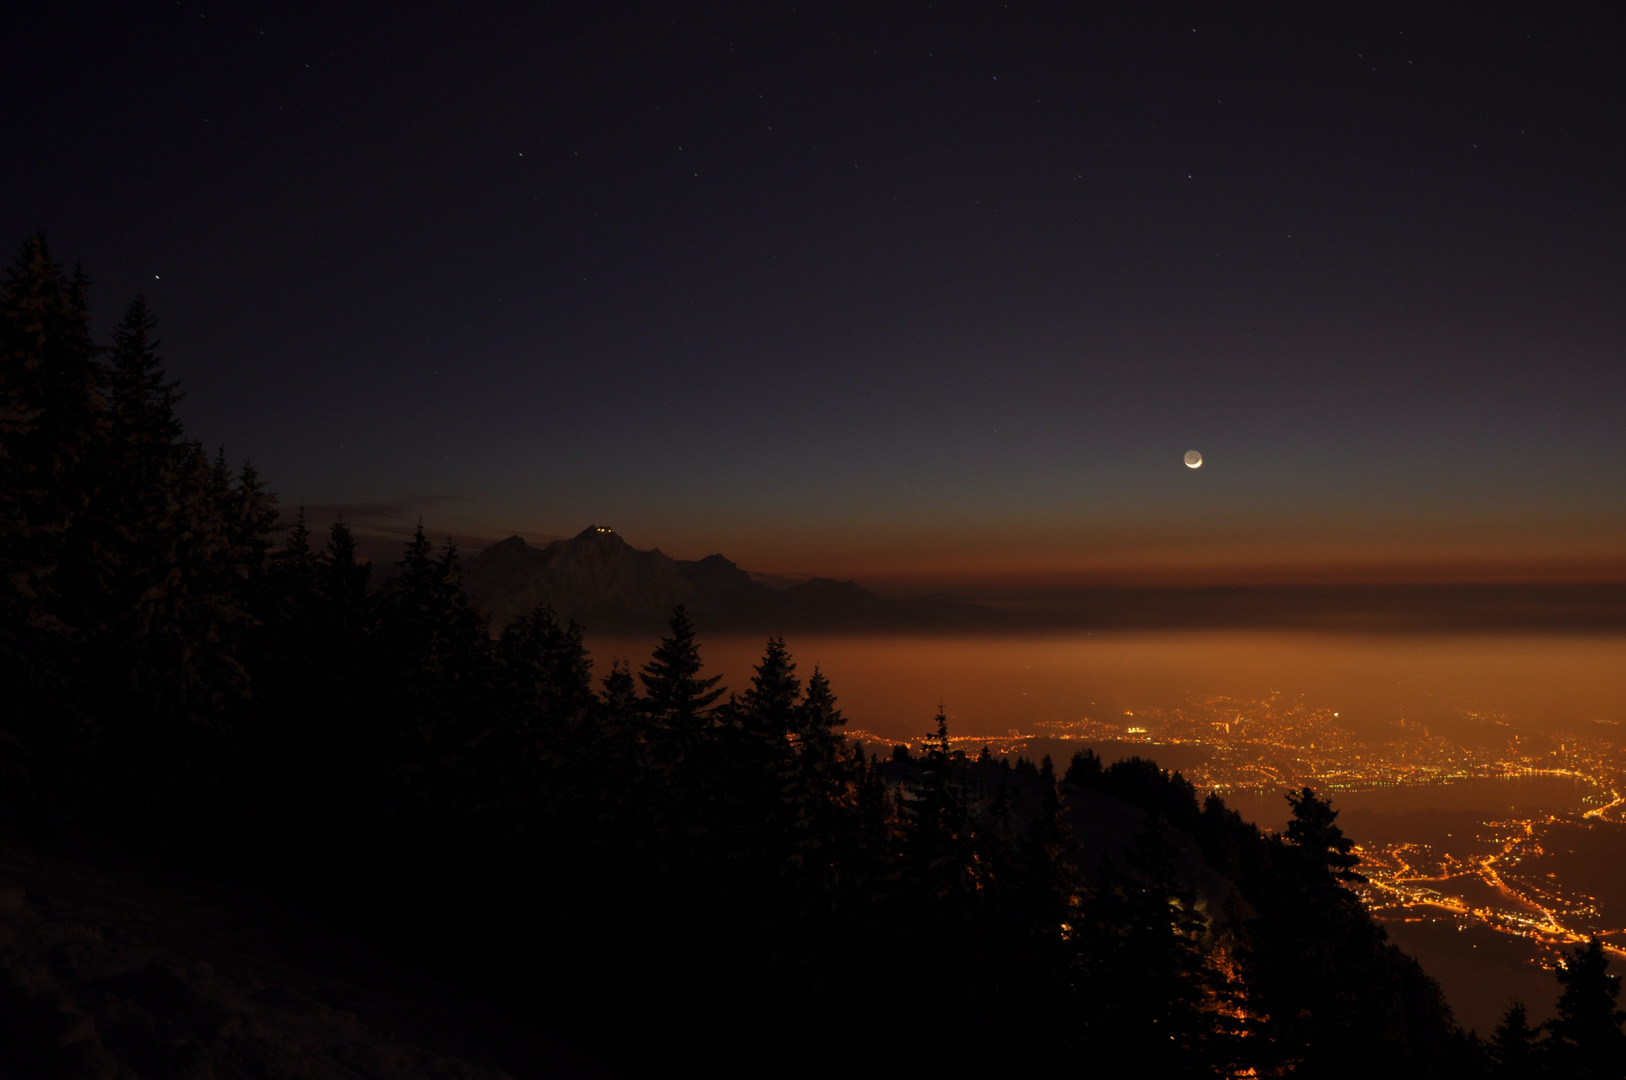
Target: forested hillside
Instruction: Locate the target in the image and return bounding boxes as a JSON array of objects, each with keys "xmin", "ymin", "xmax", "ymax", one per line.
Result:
[{"xmin": 3, "ymin": 236, "xmax": 1620, "ymax": 1078}]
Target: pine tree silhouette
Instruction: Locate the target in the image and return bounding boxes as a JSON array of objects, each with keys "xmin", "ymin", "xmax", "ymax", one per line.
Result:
[
  {"xmin": 1490, "ymin": 1000, "xmax": 1542, "ymax": 1078},
  {"xmin": 106, "ymin": 296, "xmax": 182, "ymax": 466},
  {"xmin": 0, "ymin": 236, "xmax": 102, "ymax": 576},
  {"xmin": 1064, "ymin": 746, "xmax": 1104, "ymax": 785},
  {"xmin": 638, "ymin": 604, "xmax": 723, "ymax": 749},
  {"xmin": 739, "ymin": 634, "xmax": 800, "ymax": 740},
  {"xmin": 370, "ymin": 525, "xmax": 492, "ymax": 777},
  {"xmin": 494, "ymin": 606, "xmax": 595, "ymax": 729},
  {"xmin": 1548, "ymin": 939, "xmax": 1626, "ymax": 1079},
  {"xmin": 780, "ymin": 663, "xmax": 854, "ymax": 910},
  {"xmin": 71, "ymin": 295, "xmax": 184, "ymax": 635},
  {"xmin": 901, "ymin": 707, "xmax": 980, "ymax": 908},
  {"xmin": 1088, "ymin": 815, "xmax": 1225, "ymax": 1077},
  {"xmin": 0, "ymin": 236, "xmax": 104, "ymax": 826},
  {"xmin": 464, "ymin": 603, "xmax": 600, "ymax": 849},
  {"xmin": 600, "ymin": 658, "xmax": 638, "ymax": 724},
  {"xmin": 318, "ymin": 519, "xmax": 370, "ymax": 631},
  {"xmin": 1286, "ymin": 785, "xmax": 1365, "ymax": 882}
]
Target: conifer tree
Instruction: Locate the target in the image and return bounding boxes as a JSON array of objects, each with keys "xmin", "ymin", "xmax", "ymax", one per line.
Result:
[
  {"xmin": 780, "ymin": 665, "xmax": 854, "ymax": 905},
  {"xmin": 0, "ymin": 236, "xmax": 103, "ymax": 820},
  {"xmin": 976, "ymin": 740, "xmax": 1078, "ymax": 1028},
  {"xmin": 341, "ymin": 523, "xmax": 486, "ymax": 861},
  {"xmin": 638, "ymin": 605, "xmax": 723, "ymax": 749},
  {"xmin": 251, "ymin": 507, "xmax": 321, "ymax": 714},
  {"xmin": 1286, "ymin": 785, "xmax": 1364, "ymax": 882},
  {"xmin": 491, "ymin": 608, "xmax": 590, "ymax": 777},
  {"xmin": 1547, "ymin": 939, "xmax": 1626, "ymax": 1079},
  {"xmin": 371, "ymin": 525, "xmax": 491, "ymax": 766},
  {"xmin": 1022, "ymin": 751, "xmax": 1075, "ymax": 922},
  {"xmin": 1490, "ymin": 1000, "xmax": 1543, "ymax": 1079},
  {"xmin": 1240, "ymin": 784, "xmax": 1458, "ymax": 1076},
  {"xmin": 0, "ymin": 236, "xmax": 102, "ymax": 567},
  {"xmin": 0, "ymin": 236, "xmax": 103, "ymax": 664},
  {"xmin": 1064, "ymin": 746, "xmax": 1103, "ymax": 786},
  {"xmin": 319, "ymin": 519, "xmax": 371, "ymax": 630},
  {"xmin": 475, "ymin": 605, "xmax": 597, "ymax": 834},
  {"xmin": 267, "ymin": 508, "xmax": 319, "ymax": 621},
  {"xmin": 845, "ymin": 737, "xmax": 890, "ymax": 877},
  {"xmin": 229, "ymin": 461, "xmax": 279, "ymax": 575},
  {"xmin": 79, "ymin": 440, "xmax": 269, "ymax": 851},
  {"xmin": 0, "ymin": 240, "xmax": 99, "ymax": 819},
  {"xmin": 596, "ymin": 658, "xmax": 642, "ymax": 823},
  {"xmin": 494, "ymin": 606, "xmax": 595, "ymax": 729},
  {"xmin": 233, "ymin": 506, "xmax": 331, "ymax": 864},
  {"xmin": 901, "ymin": 708, "xmax": 980, "ymax": 909},
  {"xmin": 600, "ymin": 659, "xmax": 638, "ymax": 727},
  {"xmin": 120, "ymin": 442, "xmax": 256, "ymax": 725},
  {"xmin": 67, "ymin": 296, "xmax": 182, "ymax": 635},
  {"xmin": 739, "ymin": 635, "xmax": 801, "ymax": 740},
  {"xmin": 795, "ymin": 667, "xmax": 847, "ymax": 783},
  {"xmin": 105, "ymin": 296, "xmax": 182, "ymax": 473},
  {"xmin": 282, "ymin": 509, "xmax": 312, "ymax": 557},
  {"xmin": 283, "ymin": 518, "xmax": 370, "ymax": 762},
  {"xmin": 1084, "ymin": 815, "xmax": 1223, "ymax": 1077}
]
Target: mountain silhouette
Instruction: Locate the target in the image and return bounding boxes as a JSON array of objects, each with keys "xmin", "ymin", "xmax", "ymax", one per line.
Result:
[{"xmin": 461, "ymin": 526, "xmax": 998, "ymax": 634}]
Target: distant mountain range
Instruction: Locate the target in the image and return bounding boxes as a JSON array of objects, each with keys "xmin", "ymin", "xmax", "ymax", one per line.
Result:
[
  {"xmin": 460, "ymin": 526, "xmax": 999, "ymax": 635},
  {"xmin": 459, "ymin": 526, "xmax": 1626, "ymax": 636}
]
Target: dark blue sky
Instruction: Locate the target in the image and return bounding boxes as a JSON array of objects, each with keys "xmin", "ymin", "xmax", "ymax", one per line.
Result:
[{"xmin": 6, "ymin": 2, "xmax": 1623, "ymax": 584}]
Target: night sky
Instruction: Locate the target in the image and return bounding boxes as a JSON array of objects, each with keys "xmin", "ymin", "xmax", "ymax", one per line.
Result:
[{"xmin": 6, "ymin": 3, "xmax": 1623, "ymax": 587}]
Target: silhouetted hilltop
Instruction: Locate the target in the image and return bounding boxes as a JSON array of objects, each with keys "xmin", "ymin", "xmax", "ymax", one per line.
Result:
[
  {"xmin": 462, "ymin": 527, "xmax": 999, "ymax": 634},
  {"xmin": 880, "ymin": 756, "xmax": 1246, "ymax": 926}
]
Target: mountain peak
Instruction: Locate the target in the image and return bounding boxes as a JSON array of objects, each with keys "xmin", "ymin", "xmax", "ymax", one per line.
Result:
[
  {"xmin": 462, "ymin": 527, "xmax": 997, "ymax": 634},
  {"xmin": 567, "ymin": 524, "xmax": 636, "ymax": 553}
]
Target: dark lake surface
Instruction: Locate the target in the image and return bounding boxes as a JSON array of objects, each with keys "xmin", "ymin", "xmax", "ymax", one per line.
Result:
[
  {"xmin": 1232, "ymin": 775, "xmax": 1603, "ymax": 833},
  {"xmin": 1379, "ymin": 915, "xmax": 1562, "ymax": 1035}
]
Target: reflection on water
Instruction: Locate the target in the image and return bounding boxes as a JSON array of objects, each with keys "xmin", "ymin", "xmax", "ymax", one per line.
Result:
[
  {"xmin": 587, "ymin": 630, "xmax": 1626, "ymax": 745},
  {"xmin": 1334, "ymin": 775, "xmax": 1600, "ymax": 815}
]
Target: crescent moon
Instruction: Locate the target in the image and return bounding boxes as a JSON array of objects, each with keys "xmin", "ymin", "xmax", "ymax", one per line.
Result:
[{"xmin": 1184, "ymin": 450, "xmax": 1203, "ymax": 468}]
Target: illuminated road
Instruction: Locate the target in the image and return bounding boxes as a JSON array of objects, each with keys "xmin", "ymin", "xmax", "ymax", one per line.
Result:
[{"xmin": 1359, "ymin": 817, "xmax": 1626, "ymax": 962}]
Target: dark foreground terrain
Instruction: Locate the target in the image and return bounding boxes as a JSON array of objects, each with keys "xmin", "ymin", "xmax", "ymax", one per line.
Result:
[{"xmin": 0, "ymin": 841, "xmax": 606, "ymax": 1080}]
